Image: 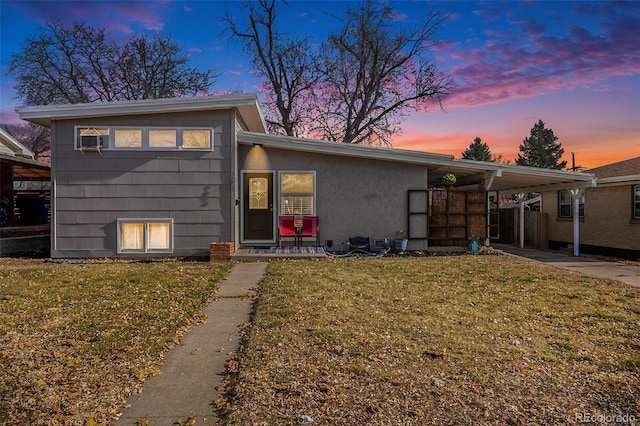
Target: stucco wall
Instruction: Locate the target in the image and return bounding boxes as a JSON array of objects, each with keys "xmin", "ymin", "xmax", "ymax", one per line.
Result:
[
  {"xmin": 51, "ymin": 110, "xmax": 235, "ymax": 258},
  {"xmin": 239, "ymin": 144, "xmax": 430, "ymax": 251},
  {"xmin": 543, "ymin": 185, "xmax": 640, "ymax": 252}
]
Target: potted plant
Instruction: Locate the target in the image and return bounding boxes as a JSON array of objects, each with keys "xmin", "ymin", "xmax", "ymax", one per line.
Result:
[
  {"xmin": 394, "ymin": 228, "xmax": 408, "ymax": 253},
  {"xmin": 440, "ymin": 173, "xmax": 457, "ymax": 187},
  {"xmin": 468, "ymin": 234, "xmax": 481, "ymax": 253}
]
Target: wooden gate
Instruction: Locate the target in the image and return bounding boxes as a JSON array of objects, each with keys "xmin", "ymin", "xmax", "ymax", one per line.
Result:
[{"xmin": 428, "ymin": 190, "xmax": 487, "ymax": 246}]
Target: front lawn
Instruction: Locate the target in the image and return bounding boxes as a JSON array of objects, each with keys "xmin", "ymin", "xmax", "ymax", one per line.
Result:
[
  {"xmin": 222, "ymin": 256, "xmax": 639, "ymax": 425},
  {"xmin": 0, "ymin": 258, "xmax": 232, "ymax": 425}
]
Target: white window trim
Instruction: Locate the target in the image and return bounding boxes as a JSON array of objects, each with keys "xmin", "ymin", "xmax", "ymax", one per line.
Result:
[
  {"xmin": 278, "ymin": 171, "xmax": 316, "ymax": 215},
  {"xmin": 75, "ymin": 126, "xmax": 214, "ymax": 151},
  {"xmin": 117, "ymin": 218, "xmax": 174, "ymax": 254},
  {"xmin": 558, "ymin": 190, "xmax": 584, "ymax": 219}
]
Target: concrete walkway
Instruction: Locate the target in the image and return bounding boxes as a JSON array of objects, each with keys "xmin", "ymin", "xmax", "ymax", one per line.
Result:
[
  {"xmin": 494, "ymin": 244, "xmax": 640, "ymax": 288},
  {"xmin": 114, "ymin": 262, "xmax": 267, "ymax": 425}
]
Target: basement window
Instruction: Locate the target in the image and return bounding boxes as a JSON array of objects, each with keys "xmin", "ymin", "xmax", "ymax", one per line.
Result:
[{"xmin": 118, "ymin": 219, "xmax": 173, "ymax": 253}]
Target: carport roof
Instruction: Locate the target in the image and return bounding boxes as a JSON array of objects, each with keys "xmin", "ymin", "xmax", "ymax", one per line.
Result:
[
  {"xmin": 0, "ymin": 155, "xmax": 51, "ymax": 181},
  {"xmin": 238, "ymin": 131, "xmax": 597, "ymax": 195}
]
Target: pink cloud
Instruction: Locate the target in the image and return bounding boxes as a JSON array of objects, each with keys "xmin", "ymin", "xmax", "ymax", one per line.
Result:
[
  {"xmin": 0, "ymin": 109, "xmax": 21, "ymax": 125},
  {"xmin": 436, "ymin": 4, "xmax": 640, "ymax": 110}
]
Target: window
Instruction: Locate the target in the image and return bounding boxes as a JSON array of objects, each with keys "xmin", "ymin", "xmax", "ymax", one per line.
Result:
[
  {"xmin": 76, "ymin": 126, "xmax": 212, "ymax": 151},
  {"xmin": 249, "ymin": 177, "xmax": 269, "ymax": 210},
  {"xmin": 280, "ymin": 172, "xmax": 315, "ymax": 215},
  {"xmin": 118, "ymin": 219, "xmax": 173, "ymax": 253},
  {"xmin": 634, "ymin": 185, "xmax": 640, "ymax": 219},
  {"xmin": 558, "ymin": 190, "xmax": 584, "ymax": 218},
  {"xmin": 114, "ymin": 129, "xmax": 142, "ymax": 148},
  {"xmin": 149, "ymin": 129, "xmax": 177, "ymax": 148},
  {"xmin": 182, "ymin": 130, "xmax": 211, "ymax": 149}
]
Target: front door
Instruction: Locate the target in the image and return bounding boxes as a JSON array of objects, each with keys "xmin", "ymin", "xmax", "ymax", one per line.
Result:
[{"xmin": 243, "ymin": 172, "xmax": 274, "ymax": 241}]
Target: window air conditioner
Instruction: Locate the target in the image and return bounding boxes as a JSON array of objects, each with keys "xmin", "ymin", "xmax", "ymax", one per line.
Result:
[{"xmin": 79, "ymin": 135, "xmax": 104, "ymax": 149}]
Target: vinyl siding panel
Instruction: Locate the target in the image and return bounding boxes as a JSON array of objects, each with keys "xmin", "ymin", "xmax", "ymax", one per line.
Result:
[{"xmin": 51, "ymin": 110, "xmax": 234, "ymax": 258}]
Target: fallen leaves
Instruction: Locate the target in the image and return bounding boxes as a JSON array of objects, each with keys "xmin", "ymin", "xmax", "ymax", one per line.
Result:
[
  {"xmin": 0, "ymin": 259, "xmax": 232, "ymax": 425},
  {"xmin": 221, "ymin": 256, "xmax": 640, "ymax": 425}
]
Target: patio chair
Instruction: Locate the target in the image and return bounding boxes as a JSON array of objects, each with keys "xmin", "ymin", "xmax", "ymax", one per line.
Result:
[
  {"xmin": 300, "ymin": 215, "xmax": 319, "ymax": 246},
  {"xmin": 278, "ymin": 215, "xmax": 297, "ymax": 247}
]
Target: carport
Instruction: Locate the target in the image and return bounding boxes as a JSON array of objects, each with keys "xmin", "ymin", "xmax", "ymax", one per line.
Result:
[
  {"xmin": 434, "ymin": 159, "xmax": 597, "ymax": 255},
  {"xmin": 0, "ymin": 129, "xmax": 51, "ymax": 255}
]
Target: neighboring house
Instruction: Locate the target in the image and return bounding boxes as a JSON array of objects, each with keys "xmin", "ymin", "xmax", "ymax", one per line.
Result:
[
  {"xmin": 540, "ymin": 157, "xmax": 640, "ymax": 260},
  {"xmin": 17, "ymin": 95, "xmax": 596, "ymax": 258},
  {"xmin": 0, "ymin": 127, "xmax": 35, "ymax": 159},
  {"xmin": 0, "ymin": 128, "xmax": 50, "ymax": 228}
]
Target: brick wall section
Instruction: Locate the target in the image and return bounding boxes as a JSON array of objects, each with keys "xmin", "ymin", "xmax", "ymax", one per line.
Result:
[
  {"xmin": 543, "ymin": 185, "xmax": 639, "ymax": 251},
  {"xmin": 210, "ymin": 242, "xmax": 234, "ymax": 262}
]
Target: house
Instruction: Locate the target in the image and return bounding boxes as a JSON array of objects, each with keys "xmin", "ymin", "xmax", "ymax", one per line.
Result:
[
  {"xmin": 16, "ymin": 94, "xmax": 597, "ymax": 259},
  {"xmin": 0, "ymin": 127, "xmax": 35, "ymax": 159},
  {"xmin": 540, "ymin": 157, "xmax": 640, "ymax": 260}
]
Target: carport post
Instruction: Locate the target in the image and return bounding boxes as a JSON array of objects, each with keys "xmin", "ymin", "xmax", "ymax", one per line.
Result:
[
  {"xmin": 517, "ymin": 193, "xmax": 525, "ymax": 248},
  {"xmin": 570, "ymin": 188, "xmax": 584, "ymax": 257}
]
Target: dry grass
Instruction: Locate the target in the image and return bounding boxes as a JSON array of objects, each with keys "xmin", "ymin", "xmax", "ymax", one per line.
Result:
[
  {"xmin": 223, "ymin": 255, "xmax": 640, "ymax": 425},
  {"xmin": 0, "ymin": 258, "xmax": 232, "ymax": 425}
]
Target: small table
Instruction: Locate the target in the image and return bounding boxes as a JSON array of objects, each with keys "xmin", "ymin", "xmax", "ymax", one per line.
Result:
[{"xmin": 294, "ymin": 216, "xmax": 303, "ymax": 247}]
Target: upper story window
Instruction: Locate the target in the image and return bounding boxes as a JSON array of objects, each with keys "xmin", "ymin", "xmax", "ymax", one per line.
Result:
[
  {"xmin": 76, "ymin": 126, "xmax": 213, "ymax": 151},
  {"xmin": 558, "ymin": 190, "xmax": 584, "ymax": 218},
  {"xmin": 279, "ymin": 172, "xmax": 315, "ymax": 215},
  {"xmin": 633, "ymin": 185, "xmax": 640, "ymax": 220}
]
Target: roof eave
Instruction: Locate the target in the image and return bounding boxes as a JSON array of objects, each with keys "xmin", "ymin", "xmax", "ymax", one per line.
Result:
[
  {"xmin": 16, "ymin": 94, "xmax": 267, "ymax": 133},
  {"xmin": 596, "ymin": 174, "xmax": 640, "ymax": 186},
  {"xmin": 0, "ymin": 128, "xmax": 35, "ymax": 159},
  {"xmin": 238, "ymin": 131, "xmax": 456, "ymax": 166}
]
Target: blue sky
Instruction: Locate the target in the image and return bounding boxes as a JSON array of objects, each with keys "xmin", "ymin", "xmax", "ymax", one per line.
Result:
[{"xmin": 1, "ymin": 0, "xmax": 638, "ymax": 168}]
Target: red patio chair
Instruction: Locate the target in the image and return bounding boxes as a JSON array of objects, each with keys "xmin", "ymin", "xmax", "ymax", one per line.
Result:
[
  {"xmin": 278, "ymin": 215, "xmax": 297, "ymax": 247},
  {"xmin": 300, "ymin": 215, "xmax": 319, "ymax": 247}
]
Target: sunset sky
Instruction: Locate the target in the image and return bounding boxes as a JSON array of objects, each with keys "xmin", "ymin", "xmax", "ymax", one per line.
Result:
[{"xmin": 1, "ymin": 0, "xmax": 638, "ymax": 169}]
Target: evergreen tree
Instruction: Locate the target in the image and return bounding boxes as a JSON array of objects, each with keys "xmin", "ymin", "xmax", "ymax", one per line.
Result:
[
  {"xmin": 461, "ymin": 137, "xmax": 492, "ymax": 161},
  {"xmin": 515, "ymin": 120, "xmax": 567, "ymax": 169}
]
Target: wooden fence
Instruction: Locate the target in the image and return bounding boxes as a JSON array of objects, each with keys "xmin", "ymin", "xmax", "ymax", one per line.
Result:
[{"xmin": 498, "ymin": 208, "xmax": 548, "ymax": 250}]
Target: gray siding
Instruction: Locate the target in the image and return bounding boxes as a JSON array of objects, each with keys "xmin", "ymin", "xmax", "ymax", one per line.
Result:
[
  {"xmin": 52, "ymin": 110, "xmax": 234, "ymax": 258},
  {"xmin": 238, "ymin": 145, "xmax": 429, "ymax": 251}
]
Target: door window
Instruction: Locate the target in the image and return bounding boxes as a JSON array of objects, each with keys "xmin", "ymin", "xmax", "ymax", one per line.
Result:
[{"xmin": 249, "ymin": 177, "xmax": 269, "ymax": 209}]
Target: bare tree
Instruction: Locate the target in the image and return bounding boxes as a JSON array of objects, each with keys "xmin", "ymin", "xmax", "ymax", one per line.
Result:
[
  {"xmin": 116, "ymin": 34, "xmax": 214, "ymax": 100},
  {"xmin": 313, "ymin": 1, "xmax": 454, "ymax": 145},
  {"xmin": 221, "ymin": 0, "xmax": 318, "ymax": 136},
  {"xmin": 8, "ymin": 20, "xmax": 216, "ymax": 106}
]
